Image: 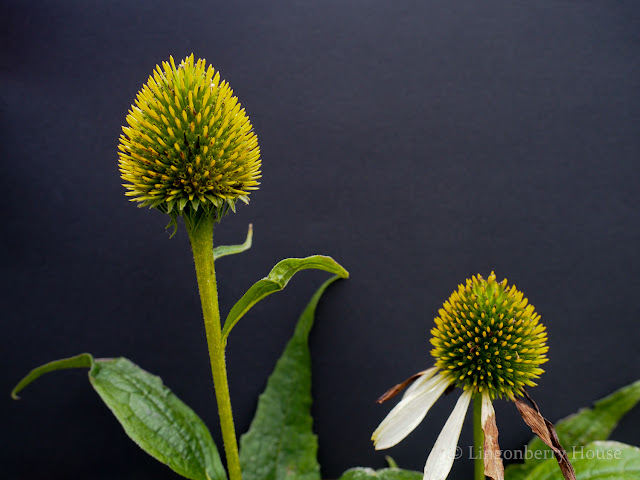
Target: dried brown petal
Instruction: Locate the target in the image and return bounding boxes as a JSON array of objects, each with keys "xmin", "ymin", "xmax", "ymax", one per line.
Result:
[
  {"xmin": 481, "ymin": 394, "xmax": 504, "ymax": 480},
  {"xmin": 376, "ymin": 369, "xmax": 432, "ymax": 404},
  {"xmin": 514, "ymin": 391, "xmax": 576, "ymax": 480}
]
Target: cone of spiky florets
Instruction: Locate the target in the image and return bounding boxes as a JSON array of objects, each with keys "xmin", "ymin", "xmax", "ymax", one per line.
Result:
[
  {"xmin": 118, "ymin": 54, "xmax": 261, "ymax": 225},
  {"xmin": 430, "ymin": 272, "xmax": 548, "ymax": 399}
]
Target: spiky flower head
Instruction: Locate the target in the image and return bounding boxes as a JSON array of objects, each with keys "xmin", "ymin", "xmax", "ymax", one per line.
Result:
[
  {"xmin": 430, "ymin": 272, "xmax": 548, "ymax": 399},
  {"xmin": 118, "ymin": 54, "xmax": 261, "ymax": 224}
]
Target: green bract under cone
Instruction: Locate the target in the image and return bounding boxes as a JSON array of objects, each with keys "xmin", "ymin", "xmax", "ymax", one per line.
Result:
[
  {"xmin": 430, "ymin": 272, "xmax": 548, "ymax": 399},
  {"xmin": 118, "ymin": 54, "xmax": 261, "ymax": 222}
]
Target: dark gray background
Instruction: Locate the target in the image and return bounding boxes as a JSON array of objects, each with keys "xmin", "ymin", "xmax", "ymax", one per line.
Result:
[{"xmin": 2, "ymin": 1, "xmax": 640, "ymax": 479}]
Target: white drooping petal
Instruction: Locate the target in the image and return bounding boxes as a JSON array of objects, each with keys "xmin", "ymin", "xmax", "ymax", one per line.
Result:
[
  {"xmin": 402, "ymin": 367, "xmax": 439, "ymax": 399},
  {"xmin": 423, "ymin": 390, "xmax": 472, "ymax": 480},
  {"xmin": 372, "ymin": 372, "xmax": 450, "ymax": 450}
]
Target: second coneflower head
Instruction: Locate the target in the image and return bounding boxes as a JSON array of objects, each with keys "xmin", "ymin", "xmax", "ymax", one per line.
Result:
[
  {"xmin": 118, "ymin": 54, "xmax": 261, "ymax": 224},
  {"xmin": 430, "ymin": 272, "xmax": 548, "ymax": 399},
  {"xmin": 373, "ymin": 273, "xmax": 575, "ymax": 480}
]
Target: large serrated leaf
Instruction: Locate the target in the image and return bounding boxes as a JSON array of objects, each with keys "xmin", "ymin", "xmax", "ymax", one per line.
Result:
[
  {"xmin": 239, "ymin": 276, "xmax": 342, "ymax": 480},
  {"xmin": 222, "ymin": 255, "xmax": 348, "ymax": 341},
  {"xmin": 12, "ymin": 354, "xmax": 226, "ymax": 480},
  {"xmin": 521, "ymin": 441, "xmax": 640, "ymax": 480},
  {"xmin": 337, "ymin": 467, "xmax": 423, "ymax": 480},
  {"xmin": 505, "ymin": 380, "xmax": 640, "ymax": 479},
  {"xmin": 89, "ymin": 358, "xmax": 226, "ymax": 480}
]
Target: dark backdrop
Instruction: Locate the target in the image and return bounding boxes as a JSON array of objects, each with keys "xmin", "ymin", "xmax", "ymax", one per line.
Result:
[{"xmin": 2, "ymin": 1, "xmax": 640, "ymax": 479}]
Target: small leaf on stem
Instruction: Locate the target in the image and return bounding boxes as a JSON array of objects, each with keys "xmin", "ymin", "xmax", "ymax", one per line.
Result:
[
  {"xmin": 222, "ymin": 255, "xmax": 348, "ymax": 341},
  {"xmin": 213, "ymin": 224, "xmax": 253, "ymax": 260}
]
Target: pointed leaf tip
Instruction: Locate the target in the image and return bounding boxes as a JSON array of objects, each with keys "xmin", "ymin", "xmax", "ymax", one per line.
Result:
[
  {"xmin": 11, "ymin": 353, "xmax": 94, "ymax": 400},
  {"xmin": 213, "ymin": 223, "xmax": 253, "ymax": 260}
]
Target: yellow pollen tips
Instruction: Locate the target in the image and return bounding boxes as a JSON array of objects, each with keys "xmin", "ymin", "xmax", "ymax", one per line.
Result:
[
  {"xmin": 118, "ymin": 54, "xmax": 261, "ymax": 222},
  {"xmin": 430, "ymin": 272, "xmax": 548, "ymax": 399}
]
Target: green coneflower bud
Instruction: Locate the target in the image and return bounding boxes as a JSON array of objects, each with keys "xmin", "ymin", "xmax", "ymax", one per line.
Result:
[
  {"xmin": 430, "ymin": 272, "xmax": 548, "ymax": 399},
  {"xmin": 118, "ymin": 54, "xmax": 261, "ymax": 224}
]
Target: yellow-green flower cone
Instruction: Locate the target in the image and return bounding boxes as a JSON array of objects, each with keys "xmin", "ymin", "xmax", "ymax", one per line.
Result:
[
  {"xmin": 118, "ymin": 54, "xmax": 261, "ymax": 222},
  {"xmin": 430, "ymin": 272, "xmax": 548, "ymax": 399}
]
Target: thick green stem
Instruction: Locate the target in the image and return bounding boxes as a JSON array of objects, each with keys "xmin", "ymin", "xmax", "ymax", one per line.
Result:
[
  {"xmin": 473, "ymin": 394, "xmax": 485, "ymax": 480},
  {"xmin": 187, "ymin": 214, "xmax": 242, "ymax": 480}
]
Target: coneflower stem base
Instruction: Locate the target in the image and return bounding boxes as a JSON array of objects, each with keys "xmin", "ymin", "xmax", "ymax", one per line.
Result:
[
  {"xmin": 188, "ymin": 215, "xmax": 242, "ymax": 480},
  {"xmin": 473, "ymin": 394, "xmax": 484, "ymax": 480}
]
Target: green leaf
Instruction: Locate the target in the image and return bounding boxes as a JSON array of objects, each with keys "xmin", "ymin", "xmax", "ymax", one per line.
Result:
[
  {"xmin": 213, "ymin": 224, "xmax": 253, "ymax": 260},
  {"xmin": 337, "ymin": 467, "xmax": 423, "ymax": 480},
  {"xmin": 521, "ymin": 441, "xmax": 640, "ymax": 480},
  {"xmin": 12, "ymin": 354, "xmax": 226, "ymax": 480},
  {"xmin": 503, "ymin": 464, "xmax": 531, "ymax": 480},
  {"xmin": 89, "ymin": 358, "xmax": 226, "ymax": 480},
  {"xmin": 505, "ymin": 380, "xmax": 640, "ymax": 478},
  {"xmin": 11, "ymin": 353, "xmax": 94, "ymax": 399},
  {"xmin": 239, "ymin": 276, "xmax": 343, "ymax": 480},
  {"xmin": 222, "ymin": 255, "xmax": 349, "ymax": 341}
]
